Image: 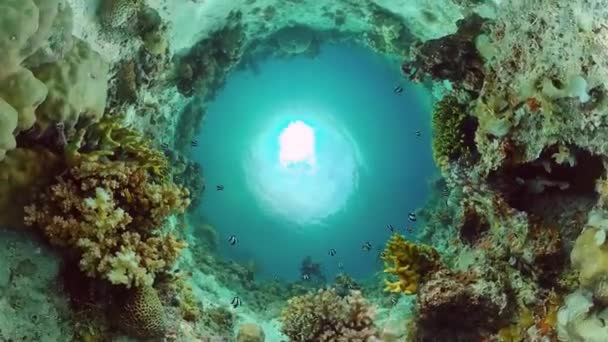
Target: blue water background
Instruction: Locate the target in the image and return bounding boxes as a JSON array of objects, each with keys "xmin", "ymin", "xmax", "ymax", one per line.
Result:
[{"xmin": 191, "ymin": 43, "xmax": 437, "ymax": 282}]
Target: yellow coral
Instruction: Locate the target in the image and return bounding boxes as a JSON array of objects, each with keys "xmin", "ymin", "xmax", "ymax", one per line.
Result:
[
  {"xmin": 69, "ymin": 115, "xmax": 169, "ymax": 178},
  {"xmin": 381, "ymin": 234, "xmax": 440, "ymax": 294}
]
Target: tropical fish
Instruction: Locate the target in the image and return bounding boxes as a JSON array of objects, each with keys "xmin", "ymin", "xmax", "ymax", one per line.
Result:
[
  {"xmin": 217, "ymin": 185, "xmax": 224, "ymax": 191},
  {"xmin": 328, "ymin": 248, "xmax": 337, "ymax": 256},
  {"xmin": 228, "ymin": 235, "xmax": 238, "ymax": 246},
  {"xmin": 362, "ymin": 241, "xmax": 372, "ymax": 251},
  {"xmin": 161, "ymin": 142, "xmax": 169, "ymax": 149},
  {"xmin": 415, "ymin": 130, "xmax": 421, "ymax": 137},
  {"xmin": 408, "ymin": 213, "xmax": 417, "ymax": 222},
  {"xmin": 338, "ymin": 261, "xmax": 344, "ymax": 270},
  {"xmin": 302, "ymin": 273, "xmax": 310, "ymax": 280},
  {"xmin": 406, "ymin": 226, "xmax": 414, "ymax": 234},
  {"xmin": 231, "ymin": 296, "xmax": 242, "ymax": 308},
  {"xmin": 191, "ymin": 139, "xmax": 198, "ymax": 147},
  {"xmin": 387, "ymin": 224, "xmax": 395, "ymax": 233},
  {"xmin": 393, "ymin": 85, "xmax": 404, "ymax": 94},
  {"xmin": 391, "ymin": 296, "xmax": 399, "ymax": 306}
]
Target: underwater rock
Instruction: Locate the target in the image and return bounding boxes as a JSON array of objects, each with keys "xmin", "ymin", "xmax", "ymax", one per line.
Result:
[
  {"xmin": 415, "ymin": 268, "xmax": 509, "ymax": 340},
  {"xmin": 237, "ymin": 323, "xmax": 265, "ymax": 342},
  {"xmin": 275, "ymin": 25, "xmax": 314, "ymax": 55},
  {"xmin": 404, "ymin": 14, "xmax": 486, "ymax": 94}
]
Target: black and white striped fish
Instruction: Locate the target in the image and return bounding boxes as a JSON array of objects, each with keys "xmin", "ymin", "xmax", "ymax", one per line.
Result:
[
  {"xmin": 415, "ymin": 130, "xmax": 421, "ymax": 137},
  {"xmin": 231, "ymin": 296, "xmax": 242, "ymax": 308},
  {"xmin": 408, "ymin": 213, "xmax": 417, "ymax": 222},
  {"xmin": 387, "ymin": 224, "xmax": 395, "ymax": 233},
  {"xmin": 191, "ymin": 139, "xmax": 198, "ymax": 147},
  {"xmin": 228, "ymin": 235, "xmax": 238, "ymax": 246},
  {"xmin": 302, "ymin": 273, "xmax": 310, "ymax": 280},
  {"xmin": 328, "ymin": 248, "xmax": 337, "ymax": 256},
  {"xmin": 217, "ymin": 185, "xmax": 224, "ymax": 191},
  {"xmin": 362, "ymin": 241, "xmax": 372, "ymax": 252},
  {"xmin": 393, "ymin": 85, "xmax": 404, "ymax": 94}
]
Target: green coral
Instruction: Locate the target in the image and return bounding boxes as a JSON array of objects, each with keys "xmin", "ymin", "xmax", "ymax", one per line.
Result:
[{"xmin": 432, "ymin": 95, "xmax": 476, "ymax": 170}]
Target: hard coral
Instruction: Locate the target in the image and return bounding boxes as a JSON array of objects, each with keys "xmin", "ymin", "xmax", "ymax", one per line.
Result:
[
  {"xmin": 280, "ymin": 289, "xmax": 378, "ymax": 342},
  {"xmin": 382, "ymin": 234, "xmax": 441, "ymax": 294},
  {"xmin": 32, "ymin": 38, "xmax": 109, "ymax": 132},
  {"xmin": 115, "ymin": 285, "xmax": 167, "ymax": 338},
  {"xmin": 100, "ymin": 0, "xmax": 142, "ymax": 30},
  {"xmin": 24, "ymin": 120, "xmax": 189, "ymax": 288},
  {"xmin": 432, "ymin": 95, "xmax": 478, "ymax": 172},
  {"xmin": 415, "ymin": 268, "xmax": 509, "ymax": 340}
]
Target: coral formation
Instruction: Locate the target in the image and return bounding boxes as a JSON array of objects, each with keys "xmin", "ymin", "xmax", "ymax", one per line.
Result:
[
  {"xmin": 280, "ymin": 289, "xmax": 378, "ymax": 341},
  {"xmin": 100, "ymin": 0, "xmax": 142, "ymax": 30},
  {"xmin": 431, "ymin": 95, "xmax": 478, "ymax": 171},
  {"xmin": 237, "ymin": 323, "xmax": 265, "ymax": 342},
  {"xmin": 115, "ymin": 285, "xmax": 167, "ymax": 338},
  {"xmin": 32, "ymin": 38, "xmax": 109, "ymax": 132},
  {"xmin": 23, "ymin": 116, "xmax": 189, "ymax": 288},
  {"xmin": 381, "ymin": 234, "xmax": 441, "ymax": 294}
]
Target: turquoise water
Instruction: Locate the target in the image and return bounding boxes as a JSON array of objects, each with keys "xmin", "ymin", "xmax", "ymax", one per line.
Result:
[{"xmin": 192, "ymin": 43, "xmax": 437, "ymax": 281}]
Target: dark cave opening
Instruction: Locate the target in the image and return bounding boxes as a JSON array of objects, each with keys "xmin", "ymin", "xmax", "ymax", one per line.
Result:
[{"xmin": 489, "ymin": 145, "xmax": 603, "ymax": 254}]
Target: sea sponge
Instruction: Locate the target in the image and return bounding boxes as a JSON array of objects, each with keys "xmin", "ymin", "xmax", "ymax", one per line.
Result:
[
  {"xmin": 0, "ymin": 99, "xmax": 18, "ymax": 161},
  {"xmin": 0, "ymin": 68, "xmax": 48, "ymax": 131},
  {"xmin": 432, "ymin": 95, "xmax": 477, "ymax": 171},
  {"xmin": 382, "ymin": 234, "xmax": 441, "ymax": 294},
  {"xmin": 571, "ymin": 226, "xmax": 608, "ymax": 304},
  {"xmin": 280, "ymin": 289, "xmax": 378, "ymax": 341},
  {"xmin": 116, "ymin": 285, "xmax": 167, "ymax": 338},
  {"xmin": 32, "ymin": 38, "xmax": 109, "ymax": 131},
  {"xmin": 0, "ymin": 0, "xmax": 40, "ymax": 78}
]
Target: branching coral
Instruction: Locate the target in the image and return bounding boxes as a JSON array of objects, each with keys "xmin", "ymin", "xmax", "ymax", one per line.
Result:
[
  {"xmin": 23, "ymin": 118, "xmax": 189, "ymax": 288},
  {"xmin": 382, "ymin": 234, "xmax": 441, "ymax": 294},
  {"xmin": 432, "ymin": 95, "xmax": 478, "ymax": 171},
  {"xmin": 280, "ymin": 289, "xmax": 378, "ymax": 341}
]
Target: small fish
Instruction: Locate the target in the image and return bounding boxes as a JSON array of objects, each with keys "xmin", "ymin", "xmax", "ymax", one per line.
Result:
[
  {"xmin": 362, "ymin": 241, "xmax": 372, "ymax": 251},
  {"xmin": 393, "ymin": 85, "xmax": 404, "ymax": 94},
  {"xmin": 406, "ymin": 226, "xmax": 414, "ymax": 234},
  {"xmin": 161, "ymin": 142, "xmax": 169, "ymax": 149},
  {"xmin": 217, "ymin": 185, "xmax": 224, "ymax": 191},
  {"xmin": 415, "ymin": 130, "xmax": 421, "ymax": 137},
  {"xmin": 228, "ymin": 235, "xmax": 238, "ymax": 246},
  {"xmin": 191, "ymin": 139, "xmax": 198, "ymax": 147},
  {"xmin": 387, "ymin": 224, "xmax": 394, "ymax": 233},
  {"xmin": 442, "ymin": 187, "xmax": 449, "ymax": 197},
  {"xmin": 231, "ymin": 296, "xmax": 242, "ymax": 308},
  {"xmin": 408, "ymin": 213, "xmax": 417, "ymax": 222},
  {"xmin": 328, "ymin": 248, "xmax": 337, "ymax": 256},
  {"xmin": 391, "ymin": 296, "xmax": 399, "ymax": 305},
  {"xmin": 302, "ymin": 273, "xmax": 310, "ymax": 280},
  {"xmin": 338, "ymin": 261, "xmax": 344, "ymax": 270},
  {"xmin": 380, "ymin": 251, "xmax": 387, "ymax": 259}
]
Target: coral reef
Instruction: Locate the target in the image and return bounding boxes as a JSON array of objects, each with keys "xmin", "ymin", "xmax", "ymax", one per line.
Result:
[
  {"xmin": 115, "ymin": 284, "xmax": 167, "ymax": 338},
  {"xmin": 280, "ymin": 289, "xmax": 378, "ymax": 341},
  {"xmin": 32, "ymin": 37, "xmax": 109, "ymax": 132},
  {"xmin": 237, "ymin": 323, "xmax": 265, "ymax": 342},
  {"xmin": 414, "ymin": 268, "xmax": 509, "ymax": 340},
  {"xmin": 381, "ymin": 234, "xmax": 441, "ymax": 294},
  {"xmin": 431, "ymin": 95, "xmax": 478, "ymax": 171},
  {"xmin": 23, "ymin": 116, "xmax": 189, "ymax": 288}
]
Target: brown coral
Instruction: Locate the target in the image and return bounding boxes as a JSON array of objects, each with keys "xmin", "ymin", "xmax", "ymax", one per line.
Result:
[
  {"xmin": 24, "ymin": 158, "xmax": 189, "ymax": 288},
  {"xmin": 280, "ymin": 289, "xmax": 378, "ymax": 342},
  {"xmin": 115, "ymin": 285, "xmax": 167, "ymax": 338}
]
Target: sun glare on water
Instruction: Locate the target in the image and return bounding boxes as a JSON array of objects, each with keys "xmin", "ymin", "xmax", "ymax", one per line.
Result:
[{"xmin": 278, "ymin": 120, "xmax": 317, "ymax": 169}]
